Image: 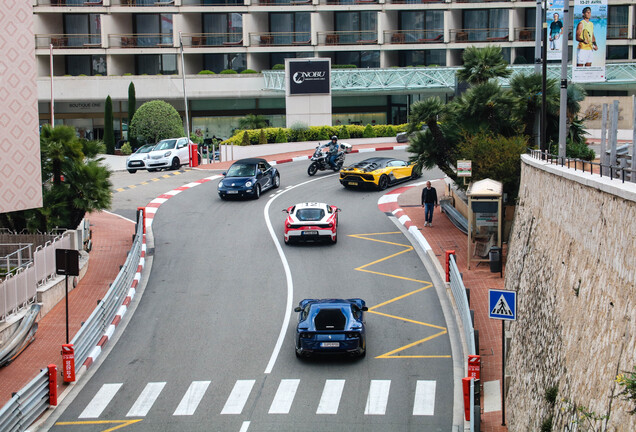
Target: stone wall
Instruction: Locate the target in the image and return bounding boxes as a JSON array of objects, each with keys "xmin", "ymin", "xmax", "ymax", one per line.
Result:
[{"xmin": 505, "ymin": 155, "xmax": 636, "ymax": 431}]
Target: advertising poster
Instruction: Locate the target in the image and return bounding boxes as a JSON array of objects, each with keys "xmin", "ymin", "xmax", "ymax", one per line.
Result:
[
  {"xmin": 572, "ymin": 0, "xmax": 607, "ymax": 82},
  {"xmin": 547, "ymin": 0, "xmax": 565, "ymax": 60},
  {"xmin": 289, "ymin": 60, "xmax": 331, "ymax": 95}
]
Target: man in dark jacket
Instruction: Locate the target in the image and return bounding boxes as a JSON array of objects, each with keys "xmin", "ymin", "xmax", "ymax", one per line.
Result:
[{"xmin": 421, "ymin": 181, "xmax": 438, "ymax": 227}]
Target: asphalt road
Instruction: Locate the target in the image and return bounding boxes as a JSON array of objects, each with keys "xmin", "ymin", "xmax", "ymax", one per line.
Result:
[{"xmin": 48, "ymin": 151, "xmax": 455, "ymax": 432}]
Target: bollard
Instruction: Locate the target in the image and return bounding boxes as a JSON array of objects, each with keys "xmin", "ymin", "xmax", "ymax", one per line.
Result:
[
  {"xmin": 137, "ymin": 207, "xmax": 146, "ymax": 234},
  {"xmin": 462, "ymin": 377, "xmax": 472, "ymax": 421},
  {"xmin": 61, "ymin": 344, "xmax": 75, "ymax": 383},
  {"xmin": 445, "ymin": 250, "xmax": 456, "ymax": 282},
  {"xmin": 48, "ymin": 364, "xmax": 57, "ymax": 406}
]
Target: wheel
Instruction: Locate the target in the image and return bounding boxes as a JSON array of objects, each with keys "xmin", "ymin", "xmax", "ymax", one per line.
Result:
[
  {"xmin": 358, "ymin": 349, "xmax": 366, "ymax": 358},
  {"xmin": 171, "ymin": 158, "xmax": 180, "ymax": 170},
  {"xmin": 295, "ymin": 349, "xmax": 302, "ymax": 358},
  {"xmin": 219, "ymin": 194, "xmax": 226, "ymax": 201},
  {"xmin": 334, "ymin": 160, "xmax": 343, "ymax": 171},
  {"xmin": 307, "ymin": 163, "xmax": 318, "ymax": 176},
  {"xmin": 127, "ymin": 169, "xmax": 136, "ymax": 174},
  {"xmin": 273, "ymin": 174, "xmax": 280, "ymax": 189},
  {"xmin": 411, "ymin": 168, "xmax": 422, "ymax": 180},
  {"xmin": 331, "ymin": 234, "xmax": 337, "ymax": 244},
  {"xmin": 378, "ymin": 175, "xmax": 389, "ymax": 191},
  {"xmin": 148, "ymin": 168, "xmax": 157, "ymax": 172},
  {"xmin": 284, "ymin": 236, "xmax": 290, "ymax": 245},
  {"xmin": 253, "ymin": 184, "xmax": 261, "ymax": 199}
]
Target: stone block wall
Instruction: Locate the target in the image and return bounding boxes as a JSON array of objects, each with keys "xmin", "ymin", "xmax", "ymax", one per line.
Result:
[{"xmin": 504, "ymin": 155, "xmax": 636, "ymax": 430}]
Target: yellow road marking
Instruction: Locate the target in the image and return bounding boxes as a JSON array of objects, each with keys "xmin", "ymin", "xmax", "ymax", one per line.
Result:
[
  {"xmin": 115, "ymin": 188, "xmax": 125, "ymax": 192},
  {"xmin": 127, "ymin": 185, "xmax": 136, "ymax": 189},
  {"xmin": 161, "ymin": 175, "xmax": 171, "ymax": 178},
  {"xmin": 350, "ymin": 231, "xmax": 449, "ymax": 359},
  {"xmin": 55, "ymin": 419, "xmax": 142, "ymax": 431},
  {"xmin": 140, "ymin": 182, "xmax": 148, "ymax": 185},
  {"xmin": 151, "ymin": 178, "xmax": 160, "ymax": 182}
]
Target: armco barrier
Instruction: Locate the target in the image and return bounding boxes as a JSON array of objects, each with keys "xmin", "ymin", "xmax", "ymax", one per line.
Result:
[
  {"xmin": 0, "ymin": 211, "xmax": 144, "ymax": 431},
  {"xmin": 448, "ymin": 254, "xmax": 476, "ymax": 356}
]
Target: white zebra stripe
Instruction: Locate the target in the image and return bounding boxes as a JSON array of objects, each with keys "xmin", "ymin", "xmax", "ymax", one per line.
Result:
[
  {"xmin": 173, "ymin": 381, "xmax": 210, "ymax": 416},
  {"xmin": 413, "ymin": 380, "xmax": 436, "ymax": 416},
  {"xmin": 269, "ymin": 379, "xmax": 300, "ymax": 414},
  {"xmin": 79, "ymin": 383, "xmax": 122, "ymax": 418},
  {"xmin": 364, "ymin": 380, "xmax": 391, "ymax": 415},
  {"xmin": 126, "ymin": 382, "xmax": 166, "ymax": 417},
  {"xmin": 221, "ymin": 380, "xmax": 255, "ymax": 415},
  {"xmin": 316, "ymin": 380, "xmax": 345, "ymax": 415}
]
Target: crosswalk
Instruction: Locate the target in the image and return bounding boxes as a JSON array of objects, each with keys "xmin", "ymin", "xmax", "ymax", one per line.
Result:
[{"xmin": 78, "ymin": 378, "xmax": 437, "ymax": 419}]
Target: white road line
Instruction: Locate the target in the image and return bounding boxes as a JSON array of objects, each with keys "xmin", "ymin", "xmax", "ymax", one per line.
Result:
[
  {"xmin": 316, "ymin": 379, "xmax": 346, "ymax": 415},
  {"xmin": 364, "ymin": 380, "xmax": 391, "ymax": 415},
  {"xmin": 262, "ymin": 175, "xmax": 335, "ymax": 374},
  {"xmin": 221, "ymin": 380, "xmax": 256, "ymax": 415},
  {"xmin": 269, "ymin": 379, "xmax": 300, "ymax": 414},
  {"xmin": 239, "ymin": 421, "xmax": 251, "ymax": 432},
  {"xmin": 126, "ymin": 382, "xmax": 166, "ymax": 417},
  {"xmin": 413, "ymin": 380, "xmax": 436, "ymax": 416},
  {"xmin": 79, "ymin": 383, "xmax": 122, "ymax": 418},
  {"xmin": 173, "ymin": 381, "xmax": 210, "ymax": 416}
]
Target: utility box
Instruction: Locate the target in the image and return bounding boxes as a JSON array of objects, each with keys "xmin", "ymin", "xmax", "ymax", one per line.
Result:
[
  {"xmin": 189, "ymin": 143, "xmax": 199, "ymax": 168},
  {"xmin": 61, "ymin": 344, "xmax": 75, "ymax": 382}
]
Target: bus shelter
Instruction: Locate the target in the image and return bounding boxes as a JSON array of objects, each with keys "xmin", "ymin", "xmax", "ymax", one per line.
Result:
[{"xmin": 466, "ymin": 178, "xmax": 503, "ymax": 269}]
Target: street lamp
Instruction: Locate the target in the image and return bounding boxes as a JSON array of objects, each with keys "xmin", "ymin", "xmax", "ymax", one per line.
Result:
[
  {"xmin": 179, "ymin": 31, "xmax": 190, "ymax": 140},
  {"xmin": 50, "ymin": 44, "xmax": 55, "ymax": 126}
]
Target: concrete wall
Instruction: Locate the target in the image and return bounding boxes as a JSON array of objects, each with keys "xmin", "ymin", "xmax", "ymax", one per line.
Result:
[{"xmin": 504, "ymin": 155, "xmax": 636, "ymax": 430}]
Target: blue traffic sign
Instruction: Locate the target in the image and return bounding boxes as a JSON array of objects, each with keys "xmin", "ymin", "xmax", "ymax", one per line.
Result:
[{"xmin": 488, "ymin": 289, "xmax": 517, "ymax": 321}]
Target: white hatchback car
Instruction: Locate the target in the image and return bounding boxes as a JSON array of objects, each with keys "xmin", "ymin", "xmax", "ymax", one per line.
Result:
[
  {"xmin": 146, "ymin": 137, "xmax": 192, "ymax": 171},
  {"xmin": 126, "ymin": 143, "xmax": 156, "ymax": 174}
]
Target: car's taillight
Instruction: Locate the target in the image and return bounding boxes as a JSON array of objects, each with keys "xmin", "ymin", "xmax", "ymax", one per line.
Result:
[
  {"xmin": 327, "ymin": 223, "xmax": 333, "ymax": 228},
  {"xmin": 300, "ymin": 333, "xmax": 313, "ymax": 339},
  {"xmin": 286, "ymin": 222, "xmax": 292, "ymax": 228},
  {"xmin": 346, "ymin": 333, "xmax": 360, "ymax": 339}
]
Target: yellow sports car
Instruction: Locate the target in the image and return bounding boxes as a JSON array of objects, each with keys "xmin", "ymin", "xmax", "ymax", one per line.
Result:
[{"xmin": 339, "ymin": 157, "xmax": 421, "ymax": 190}]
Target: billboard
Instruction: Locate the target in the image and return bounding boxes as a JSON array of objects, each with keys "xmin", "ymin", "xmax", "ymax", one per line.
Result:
[
  {"xmin": 288, "ymin": 60, "xmax": 330, "ymax": 95},
  {"xmin": 547, "ymin": 0, "xmax": 565, "ymax": 61},
  {"xmin": 572, "ymin": 0, "xmax": 607, "ymax": 83}
]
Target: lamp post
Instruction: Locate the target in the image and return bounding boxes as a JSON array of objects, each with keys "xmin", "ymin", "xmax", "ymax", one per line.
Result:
[
  {"xmin": 50, "ymin": 44, "xmax": 55, "ymax": 126},
  {"xmin": 541, "ymin": 0, "xmax": 548, "ymax": 154},
  {"xmin": 179, "ymin": 31, "xmax": 190, "ymax": 140},
  {"xmin": 558, "ymin": 2, "xmax": 570, "ymax": 160}
]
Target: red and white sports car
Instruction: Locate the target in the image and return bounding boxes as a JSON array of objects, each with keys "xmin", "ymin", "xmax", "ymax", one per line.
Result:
[{"xmin": 283, "ymin": 202, "xmax": 340, "ymax": 244}]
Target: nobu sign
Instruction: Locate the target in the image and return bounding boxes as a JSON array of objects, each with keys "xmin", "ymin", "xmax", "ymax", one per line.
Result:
[{"xmin": 289, "ymin": 60, "xmax": 330, "ymax": 95}]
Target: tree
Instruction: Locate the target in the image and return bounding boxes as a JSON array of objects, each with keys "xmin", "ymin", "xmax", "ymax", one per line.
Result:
[
  {"xmin": 128, "ymin": 100, "xmax": 184, "ymax": 145},
  {"xmin": 509, "ymin": 72, "xmax": 558, "ymax": 140},
  {"xmin": 104, "ymin": 95, "xmax": 115, "ymax": 154},
  {"xmin": 127, "ymin": 82, "xmax": 137, "ymax": 150},
  {"xmin": 456, "ymin": 45, "xmax": 512, "ymax": 85},
  {"xmin": 239, "ymin": 114, "xmax": 268, "ymax": 130},
  {"xmin": 259, "ymin": 129, "xmax": 267, "ymax": 144}
]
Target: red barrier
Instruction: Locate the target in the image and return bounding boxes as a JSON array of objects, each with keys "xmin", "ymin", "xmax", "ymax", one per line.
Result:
[
  {"xmin": 61, "ymin": 344, "xmax": 75, "ymax": 383},
  {"xmin": 48, "ymin": 364, "xmax": 58, "ymax": 406},
  {"xmin": 445, "ymin": 250, "xmax": 456, "ymax": 282},
  {"xmin": 462, "ymin": 377, "xmax": 472, "ymax": 421},
  {"xmin": 189, "ymin": 143, "xmax": 199, "ymax": 168},
  {"xmin": 468, "ymin": 355, "xmax": 481, "ymax": 381}
]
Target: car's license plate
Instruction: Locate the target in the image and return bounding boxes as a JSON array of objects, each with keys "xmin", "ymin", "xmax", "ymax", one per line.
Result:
[
  {"xmin": 348, "ymin": 181, "xmax": 358, "ymax": 186},
  {"xmin": 227, "ymin": 190, "xmax": 238, "ymax": 194},
  {"xmin": 320, "ymin": 342, "xmax": 339, "ymax": 348},
  {"xmin": 303, "ymin": 231, "xmax": 318, "ymax": 235}
]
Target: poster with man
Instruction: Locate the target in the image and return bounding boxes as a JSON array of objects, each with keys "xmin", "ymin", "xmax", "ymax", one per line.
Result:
[
  {"xmin": 572, "ymin": 0, "xmax": 607, "ymax": 83},
  {"xmin": 547, "ymin": 0, "xmax": 565, "ymax": 60}
]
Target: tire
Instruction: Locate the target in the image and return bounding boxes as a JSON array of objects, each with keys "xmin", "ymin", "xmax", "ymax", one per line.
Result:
[
  {"xmin": 127, "ymin": 169, "xmax": 136, "ymax": 174},
  {"xmin": 378, "ymin": 175, "xmax": 389, "ymax": 191},
  {"xmin": 171, "ymin": 157, "xmax": 180, "ymax": 170},
  {"xmin": 273, "ymin": 174, "xmax": 280, "ymax": 189},
  {"xmin": 284, "ymin": 236, "xmax": 290, "ymax": 245},
  {"xmin": 307, "ymin": 163, "xmax": 318, "ymax": 176},
  {"xmin": 253, "ymin": 184, "xmax": 261, "ymax": 199},
  {"xmin": 411, "ymin": 168, "xmax": 422, "ymax": 180},
  {"xmin": 219, "ymin": 194, "xmax": 226, "ymax": 201},
  {"xmin": 148, "ymin": 168, "xmax": 157, "ymax": 172},
  {"xmin": 331, "ymin": 234, "xmax": 337, "ymax": 244}
]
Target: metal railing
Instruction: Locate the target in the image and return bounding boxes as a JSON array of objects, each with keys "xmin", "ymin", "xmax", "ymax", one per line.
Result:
[
  {"xmin": 0, "ymin": 211, "xmax": 144, "ymax": 431},
  {"xmin": 109, "ymin": 33, "xmax": 174, "ymax": 48},
  {"xmin": 528, "ymin": 149, "xmax": 635, "ymax": 183},
  {"xmin": 318, "ymin": 30, "xmax": 378, "ymax": 46},
  {"xmin": 249, "ymin": 32, "xmax": 311, "ymax": 47},
  {"xmin": 384, "ymin": 30, "xmax": 443, "ymax": 44},
  {"xmin": 183, "ymin": 32, "xmax": 243, "ymax": 47},
  {"xmin": 448, "ymin": 254, "xmax": 476, "ymax": 356},
  {"xmin": 451, "ymin": 28, "xmax": 509, "ymax": 43},
  {"xmin": 0, "ymin": 244, "xmax": 33, "ymax": 277},
  {"xmin": 36, "ymin": 34, "xmax": 102, "ymax": 49}
]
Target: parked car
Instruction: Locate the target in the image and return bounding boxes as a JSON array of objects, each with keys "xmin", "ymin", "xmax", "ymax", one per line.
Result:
[
  {"xmin": 294, "ymin": 298, "xmax": 367, "ymax": 358},
  {"xmin": 126, "ymin": 143, "xmax": 156, "ymax": 174},
  {"xmin": 283, "ymin": 202, "xmax": 339, "ymax": 244},
  {"xmin": 217, "ymin": 158, "xmax": 280, "ymax": 200},
  {"xmin": 146, "ymin": 137, "xmax": 192, "ymax": 171},
  {"xmin": 339, "ymin": 157, "xmax": 421, "ymax": 190}
]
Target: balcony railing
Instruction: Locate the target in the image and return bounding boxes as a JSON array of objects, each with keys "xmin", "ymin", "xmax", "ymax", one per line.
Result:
[
  {"xmin": 249, "ymin": 32, "xmax": 311, "ymax": 46},
  {"xmin": 39, "ymin": 0, "xmax": 104, "ymax": 5},
  {"xmin": 258, "ymin": 0, "xmax": 313, "ymax": 4},
  {"xmin": 516, "ymin": 27, "xmax": 535, "ymax": 42},
  {"xmin": 389, "ymin": 0, "xmax": 444, "ymax": 3},
  {"xmin": 109, "ymin": 33, "xmax": 174, "ymax": 48},
  {"xmin": 37, "ymin": 34, "xmax": 102, "ymax": 48},
  {"xmin": 607, "ymin": 25, "xmax": 629, "ymax": 40},
  {"xmin": 318, "ymin": 30, "xmax": 378, "ymax": 45},
  {"xmin": 322, "ymin": 0, "xmax": 379, "ymax": 3},
  {"xmin": 184, "ymin": 32, "xmax": 243, "ymax": 47},
  {"xmin": 181, "ymin": 0, "xmax": 244, "ymax": 4},
  {"xmin": 384, "ymin": 30, "xmax": 443, "ymax": 44},
  {"xmin": 111, "ymin": 0, "xmax": 176, "ymax": 5},
  {"xmin": 451, "ymin": 28, "xmax": 509, "ymax": 43}
]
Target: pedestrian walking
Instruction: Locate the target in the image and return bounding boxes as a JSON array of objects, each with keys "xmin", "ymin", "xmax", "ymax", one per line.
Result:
[{"xmin": 421, "ymin": 181, "xmax": 438, "ymax": 227}]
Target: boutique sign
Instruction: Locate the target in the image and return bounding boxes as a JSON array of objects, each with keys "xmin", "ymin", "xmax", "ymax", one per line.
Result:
[{"xmin": 288, "ymin": 60, "xmax": 330, "ymax": 95}]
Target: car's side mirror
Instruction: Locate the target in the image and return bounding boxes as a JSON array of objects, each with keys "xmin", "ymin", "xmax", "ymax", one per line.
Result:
[
  {"xmin": 294, "ymin": 307, "xmax": 302, "ymax": 312},
  {"xmin": 222, "ymin": 172, "xmax": 227, "ymax": 176},
  {"xmin": 361, "ymin": 306, "xmax": 368, "ymax": 311},
  {"xmin": 336, "ymin": 208, "xmax": 341, "ymax": 212},
  {"xmin": 282, "ymin": 209, "xmax": 289, "ymax": 213}
]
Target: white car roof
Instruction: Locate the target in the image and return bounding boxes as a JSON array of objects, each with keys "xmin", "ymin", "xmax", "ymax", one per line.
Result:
[{"xmin": 294, "ymin": 202, "xmax": 330, "ymax": 210}]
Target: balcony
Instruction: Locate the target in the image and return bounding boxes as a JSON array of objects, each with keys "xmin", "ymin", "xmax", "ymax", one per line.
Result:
[
  {"xmin": 384, "ymin": 30, "xmax": 443, "ymax": 44},
  {"xmin": 258, "ymin": 0, "xmax": 313, "ymax": 4},
  {"xmin": 38, "ymin": 0, "xmax": 104, "ymax": 5},
  {"xmin": 249, "ymin": 32, "xmax": 311, "ymax": 46},
  {"xmin": 451, "ymin": 28, "xmax": 509, "ymax": 43},
  {"xmin": 318, "ymin": 31, "xmax": 378, "ymax": 46},
  {"xmin": 111, "ymin": 0, "xmax": 176, "ymax": 5},
  {"xmin": 607, "ymin": 25, "xmax": 629, "ymax": 40},
  {"xmin": 184, "ymin": 33, "xmax": 243, "ymax": 47},
  {"xmin": 516, "ymin": 28, "xmax": 535, "ymax": 42},
  {"xmin": 389, "ymin": 0, "xmax": 444, "ymax": 3},
  {"xmin": 36, "ymin": 34, "xmax": 102, "ymax": 49},
  {"xmin": 181, "ymin": 0, "xmax": 244, "ymax": 4},
  {"xmin": 109, "ymin": 33, "xmax": 174, "ymax": 48}
]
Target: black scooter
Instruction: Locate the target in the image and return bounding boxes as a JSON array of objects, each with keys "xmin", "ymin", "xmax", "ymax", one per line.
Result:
[{"xmin": 307, "ymin": 145, "xmax": 345, "ymax": 176}]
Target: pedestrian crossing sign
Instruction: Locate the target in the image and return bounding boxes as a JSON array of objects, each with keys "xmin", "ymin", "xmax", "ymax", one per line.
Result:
[{"xmin": 488, "ymin": 289, "xmax": 516, "ymax": 321}]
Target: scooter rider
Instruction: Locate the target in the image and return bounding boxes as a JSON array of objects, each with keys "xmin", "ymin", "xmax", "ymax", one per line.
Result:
[{"xmin": 326, "ymin": 135, "xmax": 340, "ymax": 169}]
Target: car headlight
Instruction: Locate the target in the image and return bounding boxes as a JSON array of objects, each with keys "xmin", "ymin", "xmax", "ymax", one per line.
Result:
[
  {"xmin": 346, "ymin": 332, "xmax": 360, "ymax": 339},
  {"xmin": 327, "ymin": 223, "xmax": 333, "ymax": 228},
  {"xmin": 286, "ymin": 222, "xmax": 291, "ymax": 228},
  {"xmin": 245, "ymin": 181, "xmax": 252, "ymax": 187},
  {"xmin": 163, "ymin": 151, "xmax": 172, "ymax": 157},
  {"xmin": 217, "ymin": 182, "xmax": 223, "ymax": 189},
  {"xmin": 299, "ymin": 333, "xmax": 313, "ymax": 339}
]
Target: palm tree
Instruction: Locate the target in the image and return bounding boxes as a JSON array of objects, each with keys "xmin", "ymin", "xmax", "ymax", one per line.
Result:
[
  {"xmin": 40, "ymin": 124, "xmax": 84, "ymax": 185},
  {"xmin": 456, "ymin": 45, "xmax": 512, "ymax": 85},
  {"xmin": 509, "ymin": 72, "xmax": 559, "ymax": 140},
  {"xmin": 238, "ymin": 114, "xmax": 268, "ymax": 130}
]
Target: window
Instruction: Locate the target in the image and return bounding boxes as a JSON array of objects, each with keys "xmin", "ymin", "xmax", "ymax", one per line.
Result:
[
  {"xmin": 607, "ymin": 46, "xmax": 628, "ymax": 60},
  {"xmin": 135, "ymin": 55, "xmax": 177, "ymax": 75},
  {"xmin": 64, "ymin": 14, "xmax": 101, "ymax": 47},
  {"xmin": 608, "ymin": 6, "xmax": 628, "ymax": 39},
  {"xmin": 335, "ymin": 51, "xmax": 379, "ymax": 68},
  {"xmin": 335, "ymin": 11, "xmax": 377, "ymax": 44},
  {"xmin": 202, "ymin": 13, "xmax": 242, "ymax": 45},
  {"xmin": 66, "ymin": 55, "xmax": 106, "ymax": 76},
  {"xmin": 462, "ymin": 9, "xmax": 508, "ymax": 41},
  {"xmin": 134, "ymin": 14, "xmax": 173, "ymax": 47},
  {"xmin": 203, "ymin": 53, "xmax": 246, "ymax": 73},
  {"xmin": 269, "ymin": 52, "xmax": 313, "ymax": 69},
  {"xmin": 398, "ymin": 50, "xmax": 446, "ymax": 67},
  {"xmin": 399, "ymin": 10, "xmax": 443, "ymax": 42},
  {"xmin": 270, "ymin": 13, "xmax": 310, "ymax": 44}
]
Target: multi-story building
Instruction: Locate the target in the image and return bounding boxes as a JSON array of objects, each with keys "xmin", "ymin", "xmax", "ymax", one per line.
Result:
[{"xmin": 33, "ymin": 0, "xmax": 635, "ymax": 141}]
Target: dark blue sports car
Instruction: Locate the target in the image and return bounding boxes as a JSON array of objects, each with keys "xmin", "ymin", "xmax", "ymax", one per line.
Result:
[
  {"xmin": 217, "ymin": 158, "xmax": 280, "ymax": 200},
  {"xmin": 294, "ymin": 298, "xmax": 367, "ymax": 358}
]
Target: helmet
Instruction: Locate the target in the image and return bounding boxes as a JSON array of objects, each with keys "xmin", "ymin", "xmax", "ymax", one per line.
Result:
[{"xmin": 331, "ymin": 135, "xmax": 338, "ymax": 141}]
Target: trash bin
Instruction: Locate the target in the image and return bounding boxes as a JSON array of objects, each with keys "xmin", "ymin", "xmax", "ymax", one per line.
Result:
[{"xmin": 489, "ymin": 246, "xmax": 502, "ymax": 273}]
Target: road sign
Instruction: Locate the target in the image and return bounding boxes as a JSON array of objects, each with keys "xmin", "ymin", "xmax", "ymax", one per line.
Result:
[{"xmin": 488, "ymin": 289, "xmax": 516, "ymax": 321}]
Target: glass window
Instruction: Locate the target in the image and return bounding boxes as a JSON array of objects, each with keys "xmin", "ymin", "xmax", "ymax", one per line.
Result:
[
  {"xmin": 269, "ymin": 52, "xmax": 313, "ymax": 69},
  {"xmin": 203, "ymin": 13, "xmax": 242, "ymax": 45},
  {"xmin": 399, "ymin": 11, "xmax": 443, "ymax": 42},
  {"xmin": 270, "ymin": 13, "xmax": 310, "ymax": 44},
  {"xmin": 134, "ymin": 14, "xmax": 173, "ymax": 47},
  {"xmin": 335, "ymin": 12, "xmax": 377, "ymax": 44},
  {"xmin": 398, "ymin": 50, "xmax": 445, "ymax": 67},
  {"xmin": 203, "ymin": 53, "xmax": 246, "ymax": 73},
  {"xmin": 463, "ymin": 9, "xmax": 508, "ymax": 41},
  {"xmin": 608, "ymin": 6, "xmax": 628, "ymax": 38},
  {"xmin": 335, "ymin": 51, "xmax": 379, "ymax": 68},
  {"xmin": 607, "ymin": 46, "xmax": 628, "ymax": 60},
  {"xmin": 66, "ymin": 55, "xmax": 106, "ymax": 76},
  {"xmin": 135, "ymin": 54, "xmax": 177, "ymax": 75},
  {"xmin": 64, "ymin": 14, "xmax": 101, "ymax": 47}
]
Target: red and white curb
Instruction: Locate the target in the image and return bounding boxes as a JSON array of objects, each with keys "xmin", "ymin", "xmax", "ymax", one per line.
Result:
[
  {"xmin": 82, "ymin": 174, "xmax": 222, "ymax": 370},
  {"xmin": 269, "ymin": 145, "xmax": 408, "ymax": 166}
]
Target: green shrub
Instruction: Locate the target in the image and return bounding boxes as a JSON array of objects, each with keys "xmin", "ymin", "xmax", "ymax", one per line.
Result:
[
  {"xmin": 242, "ymin": 130, "xmax": 250, "ymax": 146},
  {"xmin": 332, "ymin": 64, "xmax": 357, "ymax": 69},
  {"xmin": 372, "ymin": 124, "xmax": 387, "ymax": 137},
  {"xmin": 275, "ymin": 128, "xmax": 287, "ymax": 143},
  {"xmin": 363, "ymin": 124, "xmax": 376, "ymax": 138},
  {"xmin": 220, "ymin": 69, "xmax": 238, "ymax": 74},
  {"xmin": 290, "ymin": 122, "xmax": 308, "ymax": 142},
  {"xmin": 540, "ymin": 416, "xmax": 553, "ymax": 432},
  {"xmin": 198, "ymin": 70, "xmax": 216, "ymax": 74},
  {"xmin": 272, "ymin": 64, "xmax": 285, "ymax": 70},
  {"xmin": 123, "ymin": 73, "xmax": 132, "ymax": 76},
  {"xmin": 317, "ymin": 127, "xmax": 331, "ymax": 140},
  {"xmin": 347, "ymin": 125, "xmax": 365, "ymax": 138},
  {"xmin": 259, "ymin": 129, "xmax": 267, "ymax": 144},
  {"xmin": 240, "ymin": 69, "xmax": 258, "ymax": 74},
  {"xmin": 386, "ymin": 125, "xmax": 396, "ymax": 137},
  {"xmin": 339, "ymin": 125, "xmax": 350, "ymax": 139},
  {"xmin": 120, "ymin": 142, "xmax": 133, "ymax": 155},
  {"xmin": 129, "ymin": 100, "xmax": 184, "ymax": 145}
]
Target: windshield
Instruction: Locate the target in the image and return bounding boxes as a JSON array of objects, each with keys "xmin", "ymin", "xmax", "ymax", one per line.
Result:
[
  {"xmin": 226, "ymin": 163, "xmax": 256, "ymax": 177},
  {"xmin": 154, "ymin": 139, "xmax": 177, "ymax": 151},
  {"xmin": 137, "ymin": 145, "xmax": 155, "ymax": 153},
  {"xmin": 295, "ymin": 208, "xmax": 325, "ymax": 221}
]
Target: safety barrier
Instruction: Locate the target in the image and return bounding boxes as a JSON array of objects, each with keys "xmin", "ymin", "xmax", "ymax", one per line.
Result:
[
  {"xmin": 448, "ymin": 254, "xmax": 476, "ymax": 356},
  {"xmin": 0, "ymin": 211, "xmax": 144, "ymax": 431}
]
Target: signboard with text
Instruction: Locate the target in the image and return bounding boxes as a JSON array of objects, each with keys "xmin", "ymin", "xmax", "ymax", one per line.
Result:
[
  {"xmin": 457, "ymin": 160, "xmax": 472, "ymax": 177},
  {"xmin": 288, "ymin": 60, "xmax": 331, "ymax": 95},
  {"xmin": 572, "ymin": 0, "xmax": 607, "ymax": 83}
]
